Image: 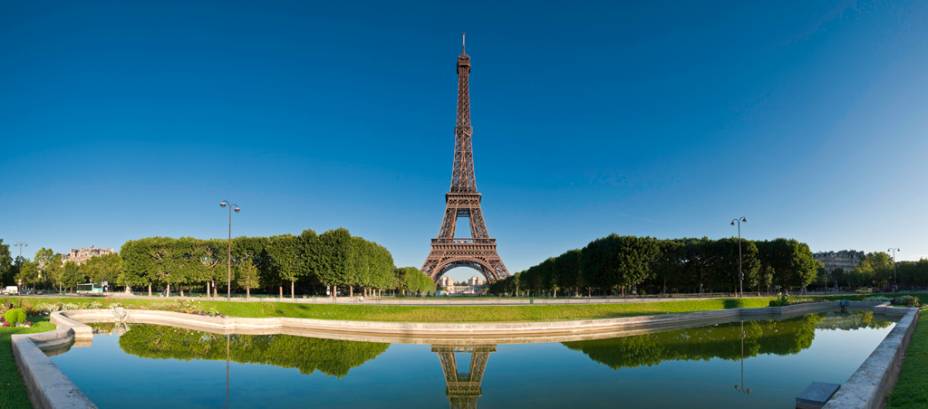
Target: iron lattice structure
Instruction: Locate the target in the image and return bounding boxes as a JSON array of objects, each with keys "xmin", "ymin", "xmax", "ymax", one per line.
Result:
[
  {"xmin": 433, "ymin": 345, "xmax": 496, "ymax": 409},
  {"xmin": 422, "ymin": 36, "xmax": 510, "ymax": 283}
]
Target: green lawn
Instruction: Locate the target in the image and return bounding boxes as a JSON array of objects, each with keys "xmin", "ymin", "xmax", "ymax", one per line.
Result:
[
  {"xmin": 0, "ymin": 319, "xmax": 54, "ymax": 409},
  {"xmin": 1, "ymin": 296, "xmax": 779, "ymax": 322},
  {"xmin": 886, "ymin": 307, "xmax": 928, "ymax": 409}
]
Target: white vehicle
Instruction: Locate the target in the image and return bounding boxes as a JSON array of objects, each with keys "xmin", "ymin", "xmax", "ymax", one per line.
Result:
[{"xmin": 2, "ymin": 286, "xmax": 19, "ymax": 295}]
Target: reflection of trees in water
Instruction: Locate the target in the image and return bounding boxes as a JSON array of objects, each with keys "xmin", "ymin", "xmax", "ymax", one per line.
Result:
[
  {"xmin": 563, "ymin": 312, "xmax": 890, "ymax": 371},
  {"xmin": 815, "ymin": 311, "xmax": 893, "ymax": 331},
  {"xmin": 119, "ymin": 325, "xmax": 389, "ymax": 377}
]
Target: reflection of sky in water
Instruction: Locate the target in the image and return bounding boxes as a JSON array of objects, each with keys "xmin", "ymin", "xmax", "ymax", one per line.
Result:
[{"xmin": 50, "ymin": 313, "xmax": 894, "ymax": 409}]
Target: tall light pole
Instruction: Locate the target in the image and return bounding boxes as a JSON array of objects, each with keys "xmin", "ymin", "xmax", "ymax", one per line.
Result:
[
  {"xmin": 220, "ymin": 200, "xmax": 240, "ymax": 301},
  {"xmin": 13, "ymin": 242, "xmax": 27, "ymax": 259},
  {"xmin": 731, "ymin": 217, "xmax": 747, "ymax": 298},
  {"xmin": 888, "ymin": 248, "xmax": 901, "ymax": 290}
]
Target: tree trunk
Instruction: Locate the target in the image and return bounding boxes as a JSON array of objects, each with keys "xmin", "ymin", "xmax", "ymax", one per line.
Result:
[
  {"xmin": 166, "ymin": 283, "xmax": 171, "ymax": 297},
  {"xmin": 206, "ymin": 282, "xmax": 210, "ymax": 298},
  {"xmin": 291, "ymin": 280, "xmax": 295, "ymax": 299},
  {"xmin": 246, "ymin": 287, "xmax": 251, "ymax": 299},
  {"xmin": 148, "ymin": 284, "xmax": 152, "ymax": 297},
  {"xmin": 349, "ymin": 286, "xmax": 354, "ymax": 297},
  {"xmin": 125, "ymin": 286, "xmax": 132, "ymax": 295},
  {"xmin": 279, "ymin": 286, "xmax": 283, "ymax": 300},
  {"xmin": 180, "ymin": 288, "xmax": 184, "ymax": 297}
]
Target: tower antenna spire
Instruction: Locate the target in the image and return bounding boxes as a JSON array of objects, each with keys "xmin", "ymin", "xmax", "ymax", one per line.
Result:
[{"xmin": 461, "ymin": 32, "xmax": 466, "ymax": 54}]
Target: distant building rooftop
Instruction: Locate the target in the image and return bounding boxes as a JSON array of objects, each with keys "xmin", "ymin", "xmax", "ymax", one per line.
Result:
[{"xmin": 63, "ymin": 246, "xmax": 116, "ymax": 265}]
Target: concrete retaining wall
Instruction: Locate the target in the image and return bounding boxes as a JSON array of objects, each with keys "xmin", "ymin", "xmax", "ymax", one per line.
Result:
[
  {"xmin": 11, "ymin": 329, "xmax": 96, "ymax": 409},
  {"xmin": 822, "ymin": 307, "xmax": 919, "ymax": 409},
  {"xmin": 57, "ymin": 301, "xmax": 850, "ymax": 343}
]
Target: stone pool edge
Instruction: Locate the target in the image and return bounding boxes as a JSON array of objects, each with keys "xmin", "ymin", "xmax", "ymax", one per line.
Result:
[
  {"xmin": 11, "ymin": 300, "xmax": 887, "ymax": 409},
  {"xmin": 822, "ymin": 305, "xmax": 919, "ymax": 409},
  {"xmin": 10, "ymin": 310, "xmax": 97, "ymax": 409}
]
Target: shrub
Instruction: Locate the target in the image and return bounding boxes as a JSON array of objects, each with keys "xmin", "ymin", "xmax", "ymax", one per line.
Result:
[
  {"xmin": 892, "ymin": 295, "xmax": 921, "ymax": 308},
  {"xmin": 35, "ymin": 303, "xmax": 61, "ymax": 315},
  {"xmin": 3, "ymin": 308, "xmax": 27, "ymax": 327},
  {"xmin": 769, "ymin": 293, "xmax": 791, "ymax": 307}
]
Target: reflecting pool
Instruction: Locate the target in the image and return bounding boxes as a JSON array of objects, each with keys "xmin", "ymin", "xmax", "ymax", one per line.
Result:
[{"xmin": 49, "ymin": 311, "xmax": 894, "ymax": 409}]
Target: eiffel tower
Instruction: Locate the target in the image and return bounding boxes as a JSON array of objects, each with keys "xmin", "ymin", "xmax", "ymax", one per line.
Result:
[
  {"xmin": 422, "ymin": 34, "xmax": 510, "ymax": 283},
  {"xmin": 433, "ymin": 345, "xmax": 496, "ymax": 409}
]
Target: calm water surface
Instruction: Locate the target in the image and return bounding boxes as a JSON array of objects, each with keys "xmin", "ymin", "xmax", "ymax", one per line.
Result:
[{"xmin": 50, "ymin": 311, "xmax": 894, "ymax": 409}]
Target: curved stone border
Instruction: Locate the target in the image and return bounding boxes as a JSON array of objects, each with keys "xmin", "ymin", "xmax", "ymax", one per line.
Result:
[
  {"xmin": 55, "ymin": 300, "xmax": 860, "ymax": 344},
  {"xmin": 11, "ymin": 321, "xmax": 97, "ymax": 409},
  {"xmin": 11, "ymin": 299, "xmax": 885, "ymax": 409},
  {"xmin": 822, "ymin": 306, "xmax": 920, "ymax": 409}
]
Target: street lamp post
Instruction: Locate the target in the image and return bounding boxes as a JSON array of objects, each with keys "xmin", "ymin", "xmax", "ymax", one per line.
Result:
[
  {"xmin": 888, "ymin": 248, "xmax": 901, "ymax": 291},
  {"xmin": 219, "ymin": 200, "xmax": 240, "ymax": 301},
  {"xmin": 13, "ymin": 242, "xmax": 27, "ymax": 259},
  {"xmin": 730, "ymin": 217, "xmax": 747, "ymax": 298}
]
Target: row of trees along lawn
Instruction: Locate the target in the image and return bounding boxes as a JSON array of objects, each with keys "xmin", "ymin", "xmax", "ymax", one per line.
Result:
[
  {"xmin": 817, "ymin": 252, "xmax": 928, "ymax": 290},
  {"xmin": 0, "ymin": 230, "xmax": 435, "ymax": 298},
  {"xmin": 489, "ymin": 235, "xmax": 821, "ymax": 297}
]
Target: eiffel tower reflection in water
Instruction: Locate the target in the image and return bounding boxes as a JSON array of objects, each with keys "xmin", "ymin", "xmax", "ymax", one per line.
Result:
[{"xmin": 432, "ymin": 345, "xmax": 496, "ymax": 409}]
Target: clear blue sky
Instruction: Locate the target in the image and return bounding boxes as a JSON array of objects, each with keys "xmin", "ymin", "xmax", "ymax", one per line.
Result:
[{"xmin": 2, "ymin": 1, "xmax": 927, "ymax": 278}]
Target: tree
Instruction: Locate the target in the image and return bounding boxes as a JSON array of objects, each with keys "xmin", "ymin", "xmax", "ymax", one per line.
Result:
[
  {"xmin": 16, "ymin": 260, "xmax": 39, "ymax": 288},
  {"xmin": 857, "ymin": 252, "xmax": 894, "ymax": 289},
  {"xmin": 236, "ymin": 257, "xmax": 260, "ymax": 299},
  {"xmin": 395, "ymin": 267, "xmax": 434, "ymax": 295},
  {"xmin": 318, "ymin": 229, "xmax": 352, "ymax": 298},
  {"xmin": 195, "ymin": 239, "xmax": 226, "ymax": 297},
  {"xmin": 756, "ymin": 239, "xmax": 817, "ymax": 292},
  {"xmin": 707, "ymin": 238, "xmax": 760, "ymax": 295},
  {"xmin": 579, "ymin": 235, "xmax": 659, "ymax": 296},
  {"xmin": 614, "ymin": 236, "xmax": 660, "ymax": 295},
  {"xmin": 553, "ymin": 249, "xmax": 581, "ymax": 297},
  {"xmin": 0, "ymin": 240, "xmax": 11, "ymax": 286},
  {"xmin": 62, "ymin": 261, "xmax": 84, "ymax": 292},
  {"xmin": 580, "ymin": 235, "xmax": 620, "ymax": 294},
  {"xmin": 761, "ymin": 266, "xmax": 775, "ymax": 294},
  {"xmin": 120, "ymin": 239, "xmax": 155, "ymax": 295},
  {"xmin": 146, "ymin": 237, "xmax": 181, "ymax": 296},
  {"xmin": 82, "ymin": 253, "xmax": 123, "ymax": 286},
  {"xmin": 267, "ymin": 235, "xmax": 301, "ymax": 299},
  {"xmin": 34, "ymin": 247, "xmax": 62, "ymax": 291}
]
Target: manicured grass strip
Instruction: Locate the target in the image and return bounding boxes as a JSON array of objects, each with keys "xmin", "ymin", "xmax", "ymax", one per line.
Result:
[
  {"xmin": 2, "ymin": 296, "xmax": 774, "ymax": 323},
  {"xmin": 886, "ymin": 310, "xmax": 928, "ymax": 409},
  {"xmin": 0, "ymin": 320, "xmax": 54, "ymax": 409}
]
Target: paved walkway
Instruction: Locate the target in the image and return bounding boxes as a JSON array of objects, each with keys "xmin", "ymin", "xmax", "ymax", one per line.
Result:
[{"xmin": 17, "ymin": 291, "xmax": 850, "ymax": 306}]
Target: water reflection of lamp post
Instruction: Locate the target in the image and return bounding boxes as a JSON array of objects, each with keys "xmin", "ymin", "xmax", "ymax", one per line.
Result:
[
  {"xmin": 730, "ymin": 217, "xmax": 747, "ymax": 298},
  {"xmin": 887, "ymin": 248, "xmax": 901, "ymax": 291},
  {"xmin": 225, "ymin": 333, "xmax": 231, "ymax": 409},
  {"xmin": 734, "ymin": 320, "xmax": 751, "ymax": 396}
]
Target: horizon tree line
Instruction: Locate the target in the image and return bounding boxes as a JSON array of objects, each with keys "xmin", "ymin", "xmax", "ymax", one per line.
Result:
[
  {"xmin": 487, "ymin": 235, "xmax": 909, "ymax": 297},
  {"xmin": 3, "ymin": 235, "xmax": 926, "ymax": 298},
  {"xmin": 0, "ymin": 231, "xmax": 435, "ymax": 298}
]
